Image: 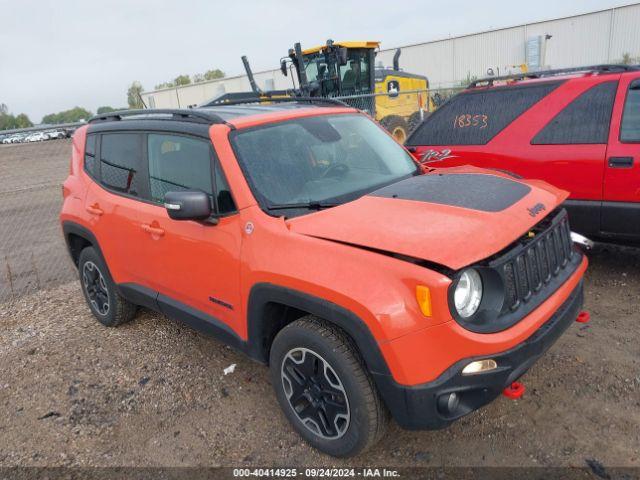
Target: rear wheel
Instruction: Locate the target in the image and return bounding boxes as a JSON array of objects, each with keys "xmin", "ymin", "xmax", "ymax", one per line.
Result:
[
  {"xmin": 380, "ymin": 115, "xmax": 409, "ymax": 144},
  {"xmin": 269, "ymin": 315, "xmax": 388, "ymax": 457},
  {"xmin": 78, "ymin": 247, "xmax": 137, "ymax": 327}
]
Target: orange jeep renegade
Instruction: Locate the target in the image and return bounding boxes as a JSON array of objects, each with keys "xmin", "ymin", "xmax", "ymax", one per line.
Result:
[{"xmin": 60, "ymin": 101, "xmax": 588, "ymax": 457}]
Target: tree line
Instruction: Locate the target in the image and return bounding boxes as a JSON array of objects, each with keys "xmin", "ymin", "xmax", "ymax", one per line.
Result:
[
  {"xmin": 1, "ymin": 66, "xmax": 225, "ymax": 130},
  {"xmin": 154, "ymin": 68, "xmax": 225, "ymax": 90},
  {"xmin": 0, "ymin": 104, "xmax": 33, "ymax": 130}
]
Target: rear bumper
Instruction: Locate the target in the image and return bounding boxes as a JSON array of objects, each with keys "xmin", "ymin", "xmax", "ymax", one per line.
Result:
[{"xmin": 373, "ymin": 279, "xmax": 584, "ymax": 430}]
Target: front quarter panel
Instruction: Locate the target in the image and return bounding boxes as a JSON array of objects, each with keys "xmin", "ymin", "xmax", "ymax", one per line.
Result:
[{"xmin": 238, "ymin": 206, "xmax": 453, "ymax": 345}]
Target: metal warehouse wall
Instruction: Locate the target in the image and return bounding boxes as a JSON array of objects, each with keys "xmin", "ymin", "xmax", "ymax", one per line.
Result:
[{"xmin": 142, "ymin": 3, "xmax": 640, "ymax": 107}]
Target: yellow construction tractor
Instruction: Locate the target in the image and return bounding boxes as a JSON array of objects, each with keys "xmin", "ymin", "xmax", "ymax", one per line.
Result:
[
  {"xmin": 203, "ymin": 40, "xmax": 432, "ymax": 143},
  {"xmin": 281, "ymin": 40, "xmax": 433, "ymax": 143}
]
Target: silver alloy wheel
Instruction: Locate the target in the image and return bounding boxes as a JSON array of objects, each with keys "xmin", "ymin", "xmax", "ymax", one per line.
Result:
[
  {"xmin": 280, "ymin": 347, "xmax": 350, "ymax": 440},
  {"xmin": 82, "ymin": 261, "xmax": 110, "ymax": 315}
]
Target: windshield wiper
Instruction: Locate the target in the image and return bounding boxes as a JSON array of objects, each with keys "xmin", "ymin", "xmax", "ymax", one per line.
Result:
[{"xmin": 267, "ymin": 201, "xmax": 340, "ymax": 211}]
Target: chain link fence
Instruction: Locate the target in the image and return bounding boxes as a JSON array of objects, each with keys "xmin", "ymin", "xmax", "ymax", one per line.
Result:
[
  {"xmin": 0, "ymin": 139, "xmax": 76, "ymax": 302},
  {"xmin": 335, "ymin": 87, "xmax": 464, "ymax": 142}
]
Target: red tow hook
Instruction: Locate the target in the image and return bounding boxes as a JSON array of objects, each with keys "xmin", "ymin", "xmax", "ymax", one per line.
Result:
[
  {"xmin": 503, "ymin": 381, "xmax": 526, "ymax": 400},
  {"xmin": 576, "ymin": 311, "xmax": 591, "ymax": 323}
]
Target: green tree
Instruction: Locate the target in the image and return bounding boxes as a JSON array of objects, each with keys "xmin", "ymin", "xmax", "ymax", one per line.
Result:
[
  {"xmin": 42, "ymin": 106, "xmax": 92, "ymax": 124},
  {"xmin": 154, "ymin": 81, "xmax": 175, "ymax": 90},
  {"xmin": 174, "ymin": 75, "xmax": 191, "ymax": 86},
  {"xmin": 203, "ymin": 69, "xmax": 225, "ymax": 81},
  {"xmin": 0, "ymin": 106, "xmax": 33, "ymax": 130},
  {"xmin": 97, "ymin": 106, "xmax": 119, "ymax": 114},
  {"xmin": 127, "ymin": 81, "xmax": 145, "ymax": 109},
  {"xmin": 15, "ymin": 113, "xmax": 33, "ymax": 128}
]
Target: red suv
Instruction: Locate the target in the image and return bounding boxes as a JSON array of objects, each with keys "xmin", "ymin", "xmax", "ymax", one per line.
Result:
[
  {"xmin": 60, "ymin": 102, "xmax": 587, "ymax": 457},
  {"xmin": 407, "ymin": 65, "xmax": 640, "ymax": 244}
]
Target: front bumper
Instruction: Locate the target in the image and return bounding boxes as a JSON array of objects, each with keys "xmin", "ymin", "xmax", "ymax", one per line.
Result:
[{"xmin": 373, "ymin": 279, "xmax": 584, "ymax": 430}]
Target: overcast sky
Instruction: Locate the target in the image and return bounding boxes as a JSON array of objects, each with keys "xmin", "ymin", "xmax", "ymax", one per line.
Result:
[{"xmin": 0, "ymin": 0, "xmax": 631, "ymax": 122}]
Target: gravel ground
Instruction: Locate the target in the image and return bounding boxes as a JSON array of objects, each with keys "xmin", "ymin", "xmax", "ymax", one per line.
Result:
[{"xmin": 0, "ymin": 244, "xmax": 638, "ymax": 470}]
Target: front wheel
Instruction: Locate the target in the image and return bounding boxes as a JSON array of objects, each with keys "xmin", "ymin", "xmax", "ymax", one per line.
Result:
[{"xmin": 269, "ymin": 316, "xmax": 388, "ymax": 457}]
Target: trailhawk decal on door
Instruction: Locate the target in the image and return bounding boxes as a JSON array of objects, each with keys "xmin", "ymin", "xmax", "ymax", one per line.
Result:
[{"xmin": 419, "ymin": 148, "xmax": 456, "ymax": 163}]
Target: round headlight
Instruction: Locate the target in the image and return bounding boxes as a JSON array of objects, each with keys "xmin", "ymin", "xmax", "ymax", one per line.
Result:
[{"xmin": 454, "ymin": 269, "xmax": 483, "ymax": 318}]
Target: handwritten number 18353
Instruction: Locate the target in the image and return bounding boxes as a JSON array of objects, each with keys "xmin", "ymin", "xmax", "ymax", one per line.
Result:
[{"xmin": 453, "ymin": 114, "xmax": 488, "ymax": 129}]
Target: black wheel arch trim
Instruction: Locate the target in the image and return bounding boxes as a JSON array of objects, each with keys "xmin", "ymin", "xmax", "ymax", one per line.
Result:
[
  {"xmin": 246, "ymin": 283, "xmax": 391, "ymax": 376},
  {"xmin": 61, "ymin": 221, "xmax": 108, "ymax": 268}
]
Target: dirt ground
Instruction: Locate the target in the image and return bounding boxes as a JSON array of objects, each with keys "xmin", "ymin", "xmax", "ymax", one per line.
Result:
[
  {"xmin": 0, "ymin": 244, "xmax": 638, "ymax": 470},
  {"xmin": 0, "ymin": 140, "xmax": 638, "ymax": 472}
]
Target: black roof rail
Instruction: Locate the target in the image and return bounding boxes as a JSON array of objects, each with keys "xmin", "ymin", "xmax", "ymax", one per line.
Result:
[
  {"xmin": 88, "ymin": 108, "xmax": 228, "ymax": 125},
  {"xmin": 202, "ymin": 94, "xmax": 350, "ymax": 108},
  {"xmin": 468, "ymin": 64, "xmax": 639, "ymax": 88}
]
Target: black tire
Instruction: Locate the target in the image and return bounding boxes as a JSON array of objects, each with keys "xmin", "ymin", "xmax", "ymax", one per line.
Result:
[
  {"xmin": 269, "ymin": 315, "xmax": 388, "ymax": 457},
  {"xmin": 380, "ymin": 115, "xmax": 409, "ymax": 144},
  {"xmin": 408, "ymin": 110, "xmax": 430, "ymax": 135},
  {"xmin": 78, "ymin": 247, "xmax": 137, "ymax": 327}
]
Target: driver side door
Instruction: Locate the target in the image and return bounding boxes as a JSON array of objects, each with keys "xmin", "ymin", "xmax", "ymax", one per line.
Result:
[{"xmin": 135, "ymin": 132, "xmax": 243, "ymax": 333}]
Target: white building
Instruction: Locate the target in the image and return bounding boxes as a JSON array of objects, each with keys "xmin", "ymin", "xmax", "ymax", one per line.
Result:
[{"xmin": 142, "ymin": 3, "xmax": 640, "ymax": 109}]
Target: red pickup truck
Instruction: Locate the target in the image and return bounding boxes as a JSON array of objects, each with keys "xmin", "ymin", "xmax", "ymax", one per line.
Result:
[{"xmin": 406, "ymin": 65, "xmax": 640, "ymax": 244}]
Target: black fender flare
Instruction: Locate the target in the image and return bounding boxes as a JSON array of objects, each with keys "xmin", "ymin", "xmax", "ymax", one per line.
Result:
[
  {"xmin": 61, "ymin": 221, "xmax": 106, "ymax": 268},
  {"xmin": 246, "ymin": 283, "xmax": 391, "ymax": 376}
]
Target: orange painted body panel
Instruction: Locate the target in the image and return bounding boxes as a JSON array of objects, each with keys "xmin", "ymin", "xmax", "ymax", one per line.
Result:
[
  {"xmin": 379, "ymin": 255, "xmax": 587, "ymax": 385},
  {"xmin": 61, "ymin": 108, "xmax": 587, "ymax": 389},
  {"xmin": 288, "ymin": 167, "xmax": 568, "ymax": 270},
  {"xmin": 133, "ymin": 200, "xmax": 244, "ymax": 330}
]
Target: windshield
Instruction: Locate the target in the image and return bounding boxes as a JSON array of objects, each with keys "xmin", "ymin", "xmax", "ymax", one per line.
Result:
[
  {"xmin": 232, "ymin": 114, "xmax": 419, "ymax": 215},
  {"xmin": 302, "ymin": 48, "xmax": 372, "ymax": 97}
]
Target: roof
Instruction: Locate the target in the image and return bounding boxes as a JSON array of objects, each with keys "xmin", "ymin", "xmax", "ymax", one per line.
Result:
[
  {"xmin": 199, "ymin": 102, "xmax": 336, "ymax": 121},
  {"xmin": 87, "ymin": 102, "xmax": 357, "ymax": 132},
  {"xmin": 467, "ymin": 64, "xmax": 639, "ymax": 89},
  {"xmin": 302, "ymin": 41, "xmax": 380, "ymax": 55}
]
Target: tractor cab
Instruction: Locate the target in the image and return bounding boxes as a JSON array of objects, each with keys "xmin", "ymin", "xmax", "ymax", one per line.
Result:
[{"xmin": 283, "ymin": 40, "xmax": 378, "ymax": 98}]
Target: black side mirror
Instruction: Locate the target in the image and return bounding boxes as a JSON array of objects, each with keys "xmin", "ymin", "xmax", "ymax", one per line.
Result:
[
  {"xmin": 280, "ymin": 59, "xmax": 288, "ymax": 76},
  {"xmin": 164, "ymin": 190, "xmax": 212, "ymax": 221},
  {"xmin": 338, "ymin": 47, "xmax": 348, "ymax": 66}
]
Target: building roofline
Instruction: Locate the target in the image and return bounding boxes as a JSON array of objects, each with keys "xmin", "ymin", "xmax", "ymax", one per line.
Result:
[
  {"xmin": 142, "ymin": 2, "xmax": 640, "ymax": 96},
  {"xmin": 378, "ymin": 2, "xmax": 639, "ymax": 53}
]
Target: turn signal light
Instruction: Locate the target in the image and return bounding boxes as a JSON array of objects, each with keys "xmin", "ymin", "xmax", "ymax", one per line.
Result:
[
  {"xmin": 415, "ymin": 285, "xmax": 432, "ymax": 317},
  {"xmin": 462, "ymin": 359, "xmax": 497, "ymax": 375}
]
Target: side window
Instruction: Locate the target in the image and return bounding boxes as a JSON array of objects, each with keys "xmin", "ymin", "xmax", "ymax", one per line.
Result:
[
  {"xmin": 100, "ymin": 133, "xmax": 144, "ymax": 196},
  {"xmin": 407, "ymin": 82, "xmax": 562, "ymax": 146},
  {"xmin": 84, "ymin": 134, "xmax": 97, "ymax": 178},
  {"xmin": 621, "ymin": 80, "xmax": 640, "ymax": 142},
  {"xmin": 147, "ymin": 134, "xmax": 213, "ymax": 204},
  {"xmin": 532, "ymin": 81, "xmax": 618, "ymax": 145}
]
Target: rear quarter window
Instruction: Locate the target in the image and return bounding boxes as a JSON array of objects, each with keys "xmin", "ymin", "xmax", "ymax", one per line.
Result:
[
  {"xmin": 532, "ymin": 81, "xmax": 618, "ymax": 145},
  {"xmin": 407, "ymin": 81, "xmax": 562, "ymax": 146},
  {"xmin": 84, "ymin": 134, "xmax": 97, "ymax": 178},
  {"xmin": 99, "ymin": 133, "xmax": 144, "ymax": 196},
  {"xmin": 621, "ymin": 79, "xmax": 640, "ymax": 142}
]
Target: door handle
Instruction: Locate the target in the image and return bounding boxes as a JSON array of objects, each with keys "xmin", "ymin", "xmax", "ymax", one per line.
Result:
[
  {"xmin": 141, "ymin": 223, "xmax": 165, "ymax": 237},
  {"xmin": 85, "ymin": 204, "xmax": 103, "ymax": 216},
  {"xmin": 608, "ymin": 156, "xmax": 634, "ymax": 168}
]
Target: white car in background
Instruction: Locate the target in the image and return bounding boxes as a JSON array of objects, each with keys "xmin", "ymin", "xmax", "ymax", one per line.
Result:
[
  {"xmin": 2, "ymin": 134, "xmax": 23, "ymax": 144},
  {"xmin": 24, "ymin": 132, "xmax": 50, "ymax": 142},
  {"xmin": 46, "ymin": 130, "xmax": 66, "ymax": 140}
]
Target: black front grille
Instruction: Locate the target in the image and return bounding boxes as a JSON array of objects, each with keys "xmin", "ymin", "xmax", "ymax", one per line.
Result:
[
  {"xmin": 500, "ymin": 210, "xmax": 575, "ymax": 312},
  {"xmin": 450, "ymin": 208, "xmax": 583, "ymax": 334}
]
